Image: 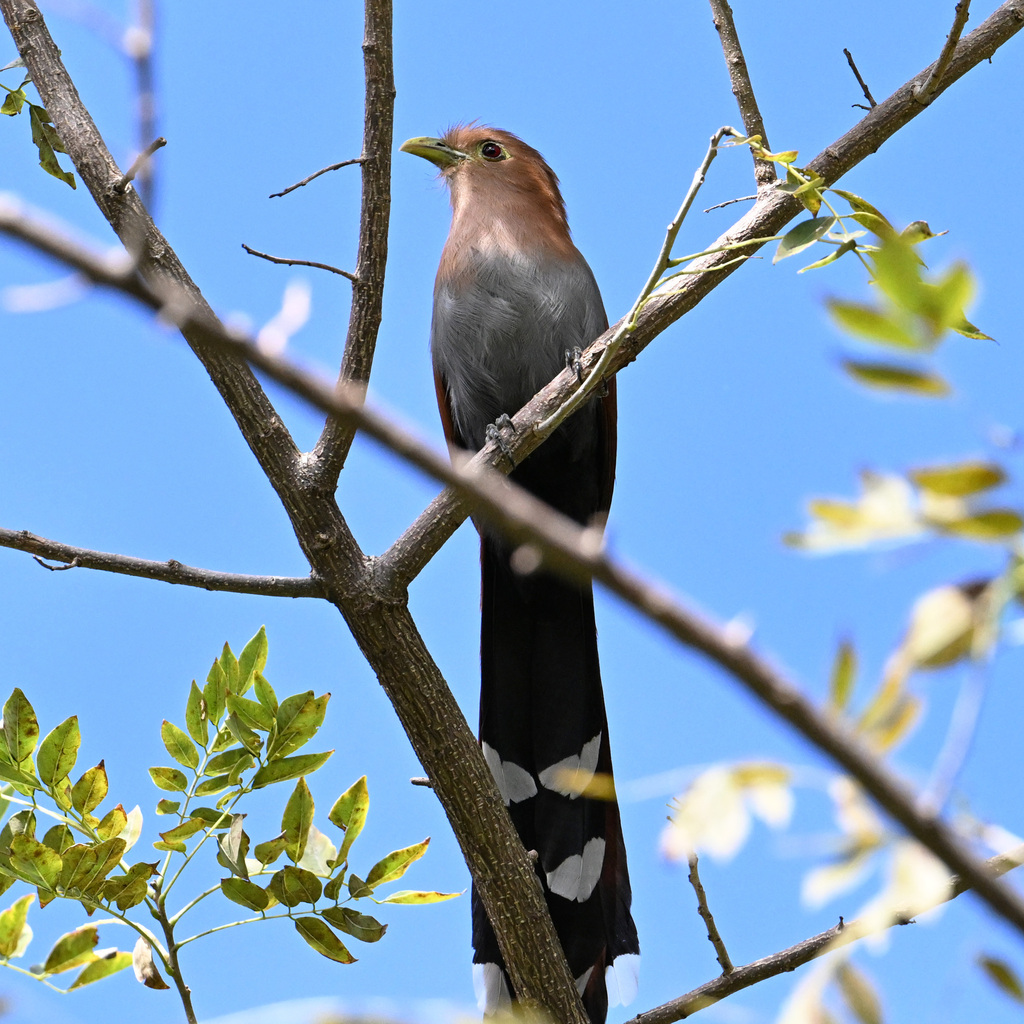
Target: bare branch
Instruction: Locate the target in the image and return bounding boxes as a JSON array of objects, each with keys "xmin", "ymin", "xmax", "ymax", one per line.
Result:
[
  {"xmin": 114, "ymin": 134, "xmax": 166, "ymax": 194},
  {"xmin": 310, "ymin": 0, "xmax": 395, "ymax": 486},
  {"xmin": 127, "ymin": 0, "xmax": 157, "ymax": 205},
  {"xmin": 687, "ymin": 856, "xmax": 733, "ymax": 974},
  {"xmin": 703, "ymin": 194, "xmax": 756, "ymax": 213},
  {"xmin": 632, "ymin": 843, "xmax": 1024, "ymax": 1024},
  {"xmin": 269, "ymin": 157, "xmax": 365, "ymax": 199},
  {"xmin": 0, "ymin": 528, "xmax": 323, "ymax": 597},
  {"xmin": 708, "ymin": 0, "xmax": 775, "ymax": 187},
  {"xmin": 241, "ymin": 243, "xmax": 358, "ymax": 282},
  {"xmin": 916, "ymin": 1, "xmax": 973, "ymax": 104},
  {"xmin": 843, "ymin": 48, "xmax": 877, "ymax": 109}
]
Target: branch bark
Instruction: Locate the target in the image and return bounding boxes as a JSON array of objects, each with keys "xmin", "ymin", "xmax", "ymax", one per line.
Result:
[{"xmin": 0, "ymin": 528, "xmax": 323, "ymax": 597}]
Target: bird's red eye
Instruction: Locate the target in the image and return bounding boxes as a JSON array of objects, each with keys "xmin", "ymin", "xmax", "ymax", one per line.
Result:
[{"xmin": 480, "ymin": 141, "xmax": 504, "ymax": 161}]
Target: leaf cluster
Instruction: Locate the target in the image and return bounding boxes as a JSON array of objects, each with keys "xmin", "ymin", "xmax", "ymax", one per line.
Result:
[{"xmin": 1, "ymin": 67, "xmax": 76, "ymax": 188}]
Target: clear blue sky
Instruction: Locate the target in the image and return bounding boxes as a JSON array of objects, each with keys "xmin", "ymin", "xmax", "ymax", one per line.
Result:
[{"xmin": 1, "ymin": 2, "xmax": 1023, "ymax": 1023}]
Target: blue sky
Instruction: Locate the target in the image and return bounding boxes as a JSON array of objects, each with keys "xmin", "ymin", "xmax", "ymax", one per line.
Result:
[{"xmin": 1, "ymin": 2, "xmax": 1023, "ymax": 1023}]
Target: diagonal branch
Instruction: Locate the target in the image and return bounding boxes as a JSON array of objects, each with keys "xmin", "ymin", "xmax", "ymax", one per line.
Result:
[
  {"xmin": 916, "ymin": 1, "xmax": 973, "ymax": 104},
  {"xmin": 631, "ymin": 843, "xmax": 1024, "ymax": 1024},
  {"xmin": 310, "ymin": 0, "xmax": 395, "ymax": 486},
  {"xmin": 707, "ymin": 0, "xmax": 775, "ymax": 187},
  {"xmin": 0, "ymin": 528, "xmax": 323, "ymax": 597}
]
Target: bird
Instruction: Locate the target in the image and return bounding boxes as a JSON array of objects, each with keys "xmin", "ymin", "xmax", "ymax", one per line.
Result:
[{"xmin": 401, "ymin": 125, "xmax": 639, "ymax": 1023}]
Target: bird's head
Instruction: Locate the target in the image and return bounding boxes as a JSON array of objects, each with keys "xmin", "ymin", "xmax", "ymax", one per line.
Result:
[{"xmin": 400, "ymin": 125, "xmax": 570, "ymax": 242}]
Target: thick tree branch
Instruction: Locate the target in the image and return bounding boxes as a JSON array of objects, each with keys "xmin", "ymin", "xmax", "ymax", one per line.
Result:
[
  {"xmin": 310, "ymin": 0, "xmax": 395, "ymax": 485},
  {"xmin": 0, "ymin": 528, "xmax": 323, "ymax": 597},
  {"xmin": 6, "ymin": 190, "xmax": 1024, "ymax": 944},
  {"xmin": 630, "ymin": 843, "xmax": 1024, "ymax": 1024},
  {"xmin": 707, "ymin": 0, "xmax": 775, "ymax": 187}
]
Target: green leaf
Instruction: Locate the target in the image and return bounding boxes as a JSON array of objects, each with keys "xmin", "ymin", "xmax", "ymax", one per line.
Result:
[
  {"xmin": 294, "ymin": 917, "xmax": 356, "ymax": 963},
  {"xmin": 237, "ymin": 626, "xmax": 268, "ymax": 692},
  {"xmin": 72, "ymin": 762, "xmax": 109, "ymax": 812},
  {"xmin": 347, "ymin": 873, "xmax": 372, "ymax": 899},
  {"xmin": 161, "ymin": 721, "xmax": 199, "ymax": 770},
  {"xmin": 194, "ymin": 774, "xmax": 233, "ymax": 797},
  {"xmin": 217, "ymin": 815, "xmax": 250, "ymax": 879},
  {"xmin": 0, "ymin": 87, "xmax": 26, "ymax": 115},
  {"xmin": 37, "ymin": 716, "xmax": 80, "ymax": 787},
  {"xmin": 832, "ymin": 190, "xmax": 895, "ymax": 236},
  {"xmin": 42, "ymin": 824, "xmax": 75, "ymax": 855},
  {"xmin": 773, "ymin": 216, "xmax": 836, "ymax": 263},
  {"xmin": 828, "ymin": 639, "xmax": 857, "ymax": 713},
  {"xmin": 952, "ymin": 316, "xmax": 993, "ymax": 341},
  {"xmin": 283, "ymin": 777, "xmax": 314, "ymax": 864},
  {"xmin": 204, "ymin": 660, "xmax": 227, "ymax": 724},
  {"xmin": 841, "ymin": 359, "xmax": 950, "ymax": 397},
  {"xmin": 95, "ymin": 804, "xmax": 128, "ymax": 842},
  {"xmin": 322, "ymin": 905, "xmax": 387, "ymax": 942},
  {"xmin": 978, "ymin": 955, "xmax": 1024, "ymax": 1004},
  {"xmin": 9, "ymin": 834, "xmax": 61, "ymax": 889},
  {"xmin": 220, "ymin": 876, "xmax": 270, "ymax": 911},
  {"xmin": 253, "ymin": 672, "xmax": 279, "ymax": 713},
  {"xmin": 157, "ymin": 818, "xmax": 205, "ymax": 847},
  {"xmin": 3, "ymin": 689, "xmax": 39, "ymax": 764},
  {"xmin": 269, "ymin": 691, "xmax": 329, "ymax": 760},
  {"xmin": 828, "ymin": 300, "xmax": 920, "ymax": 349},
  {"xmin": 225, "ymin": 712, "xmax": 261, "ymax": 755},
  {"xmin": 68, "ymin": 951, "xmax": 132, "ymax": 989},
  {"xmin": 155, "ymin": 799, "xmax": 180, "ymax": 815},
  {"xmin": 219, "ymin": 643, "xmax": 240, "ymax": 694},
  {"xmin": 329, "ymin": 775, "xmax": 368, "ymax": 865},
  {"xmin": 324, "ymin": 872, "xmax": 346, "ymax": 900},
  {"xmin": 0, "ymin": 893, "xmax": 34, "ymax": 957},
  {"xmin": 186, "ymin": 806, "xmax": 231, "ymax": 829},
  {"xmin": 254, "ymin": 833, "xmax": 288, "ymax": 867},
  {"xmin": 42, "ymin": 925, "xmax": 98, "ymax": 975},
  {"xmin": 365, "ymin": 839, "xmax": 429, "ymax": 888},
  {"xmin": 101, "ymin": 862, "xmax": 156, "ymax": 910},
  {"xmin": 226, "ymin": 695, "xmax": 275, "ymax": 734},
  {"xmin": 148, "ymin": 766, "xmax": 188, "ymax": 793},
  {"xmin": 251, "ymin": 751, "xmax": 333, "ymax": 789},
  {"xmin": 205, "ymin": 747, "xmax": 252, "ymax": 777},
  {"xmin": 268, "ymin": 865, "xmax": 322, "ymax": 907},
  {"xmin": 909, "ymin": 461, "xmax": 1005, "ymax": 497},
  {"xmin": 377, "ymin": 889, "xmax": 461, "ymax": 905},
  {"xmin": 939, "ymin": 509, "xmax": 1023, "ymax": 540},
  {"xmin": 799, "ymin": 237, "xmax": 858, "ymax": 273},
  {"xmin": 184, "ymin": 682, "xmax": 208, "ymax": 747},
  {"xmin": 58, "ymin": 838, "xmax": 126, "ymax": 896},
  {"xmin": 28, "ymin": 104, "xmax": 76, "ymax": 188}
]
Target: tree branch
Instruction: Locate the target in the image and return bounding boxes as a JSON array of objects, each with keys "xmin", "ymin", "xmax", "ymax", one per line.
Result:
[
  {"xmin": 916, "ymin": 1, "xmax": 973, "ymax": 104},
  {"xmin": 0, "ymin": 528, "xmax": 323, "ymax": 597},
  {"xmin": 843, "ymin": 48, "xmax": 877, "ymax": 109},
  {"xmin": 269, "ymin": 157, "xmax": 364, "ymax": 199},
  {"xmin": 687, "ymin": 855, "xmax": 733, "ymax": 974},
  {"xmin": 707, "ymin": 0, "xmax": 775, "ymax": 187},
  {"xmin": 241, "ymin": 243, "xmax": 358, "ymax": 282},
  {"xmin": 310, "ymin": 0, "xmax": 395, "ymax": 486},
  {"xmin": 630, "ymin": 843, "xmax": 1024, "ymax": 1024}
]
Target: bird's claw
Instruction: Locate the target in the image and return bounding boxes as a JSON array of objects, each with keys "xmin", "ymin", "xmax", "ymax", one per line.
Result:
[
  {"xmin": 485, "ymin": 415, "xmax": 516, "ymax": 467},
  {"xmin": 565, "ymin": 345, "xmax": 584, "ymax": 384}
]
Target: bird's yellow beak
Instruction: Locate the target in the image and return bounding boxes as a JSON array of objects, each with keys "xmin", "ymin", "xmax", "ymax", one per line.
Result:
[{"xmin": 399, "ymin": 136, "xmax": 468, "ymax": 170}]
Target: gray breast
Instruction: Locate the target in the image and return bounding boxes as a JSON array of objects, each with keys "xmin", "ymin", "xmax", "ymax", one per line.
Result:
[{"xmin": 431, "ymin": 248, "xmax": 607, "ymax": 451}]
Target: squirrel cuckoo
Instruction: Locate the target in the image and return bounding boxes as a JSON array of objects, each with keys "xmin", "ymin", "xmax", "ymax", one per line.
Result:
[{"xmin": 401, "ymin": 125, "xmax": 638, "ymax": 1023}]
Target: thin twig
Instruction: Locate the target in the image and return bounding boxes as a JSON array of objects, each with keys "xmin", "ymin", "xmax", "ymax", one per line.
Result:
[
  {"xmin": 269, "ymin": 157, "xmax": 364, "ymax": 198},
  {"xmin": 843, "ymin": 48, "xmax": 877, "ymax": 109},
  {"xmin": 703, "ymin": 194, "xmax": 756, "ymax": 213},
  {"xmin": 1, "ymin": 527, "xmax": 323, "ymax": 597},
  {"xmin": 631, "ymin": 843, "xmax": 1024, "ymax": 1024},
  {"xmin": 687, "ymin": 856, "xmax": 733, "ymax": 973},
  {"xmin": 127, "ymin": 0, "xmax": 157, "ymax": 205},
  {"xmin": 114, "ymin": 134, "xmax": 166, "ymax": 194},
  {"xmin": 708, "ymin": 0, "xmax": 775, "ymax": 187},
  {"xmin": 241, "ymin": 243, "xmax": 358, "ymax": 282},
  {"xmin": 915, "ymin": 1, "xmax": 973, "ymax": 104},
  {"xmin": 410, "ymin": 776, "xmax": 433, "ymax": 787}
]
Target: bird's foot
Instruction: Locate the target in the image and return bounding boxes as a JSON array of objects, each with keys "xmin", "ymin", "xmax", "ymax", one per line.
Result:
[
  {"xmin": 565, "ymin": 345, "xmax": 584, "ymax": 384},
  {"xmin": 485, "ymin": 415, "xmax": 516, "ymax": 468}
]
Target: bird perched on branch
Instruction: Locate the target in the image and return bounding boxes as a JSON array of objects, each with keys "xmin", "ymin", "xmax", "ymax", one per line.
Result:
[{"xmin": 401, "ymin": 125, "xmax": 639, "ymax": 1023}]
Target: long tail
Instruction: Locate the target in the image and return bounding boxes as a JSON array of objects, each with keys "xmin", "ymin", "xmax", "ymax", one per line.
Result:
[{"xmin": 472, "ymin": 536, "xmax": 639, "ymax": 1023}]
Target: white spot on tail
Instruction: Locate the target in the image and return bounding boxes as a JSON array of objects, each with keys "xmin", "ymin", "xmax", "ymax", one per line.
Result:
[
  {"xmin": 482, "ymin": 742, "xmax": 537, "ymax": 805},
  {"xmin": 605, "ymin": 953, "xmax": 641, "ymax": 1007},
  {"xmin": 575, "ymin": 966, "xmax": 594, "ymax": 995},
  {"xmin": 473, "ymin": 962, "xmax": 511, "ymax": 1013},
  {"xmin": 539, "ymin": 733, "xmax": 602, "ymax": 799},
  {"xmin": 545, "ymin": 836, "xmax": 605, "ymax": 902}
]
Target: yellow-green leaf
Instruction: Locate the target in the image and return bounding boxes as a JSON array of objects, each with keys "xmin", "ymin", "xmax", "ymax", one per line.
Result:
[
  {"xmin": 909, "ymin": 461, "xmax": 1005, "ymax": 497},
  {"xmin": 365, "ymin": 839, "xmax": 429, "ymax": 888},
  {"xmin": 37, "ymin": 716, "xmax": 80, "ymax": 787},
  {"xmin": 329, "ymin": 776, "xmax": 368, "ymax": 865},
  {"xmin": 828, "ymin": 301, "xmax": 920, "ymax": 349},
  {"xmin": 42, "ymin": 925, "xmax": 98, "ymax": 975},
  {"xmin": 68, "ymin": 951, "xmax": 132, "ymax": 989},
  {"xmin": 0, "ymin": 893, "xmax": 34, "ymax": 957},
  {"xmin": 829, "ymin": 640, "xmax": 857, "ymax": 712},
  {"xmin": 978, "ymin": 955, "xmax": 1024, "ymax": 1004},
  {"xmin": 842, "ymin": 360, "xmax": 950, "ymax": 397},
  {"xmin": 377, "ymin": 889, "xmax": 461, "ymax": 905},
  {"xmin": 294, "ymin": 917, "xmax": 356, "ymax": 964}
]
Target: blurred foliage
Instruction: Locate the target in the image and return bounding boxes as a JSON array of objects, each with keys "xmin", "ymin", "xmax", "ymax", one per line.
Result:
[{"xmin": 0, "ymin": 629, "xmax": 456, "ymax": 1012}]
